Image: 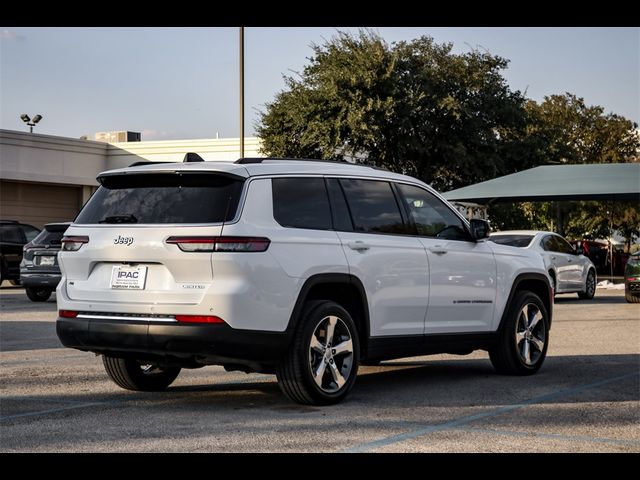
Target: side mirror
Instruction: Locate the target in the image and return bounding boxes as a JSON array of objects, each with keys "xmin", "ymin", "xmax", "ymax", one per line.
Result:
[{"xmin": 470, "ymin": 219, "xmax": 490, "ymax": 241}]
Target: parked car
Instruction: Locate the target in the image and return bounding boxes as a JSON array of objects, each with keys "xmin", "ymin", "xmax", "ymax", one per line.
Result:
[
  {"xmin": 56, "ymin": 157, "xmax": 553, "ymax": 405},
  {"xmin": 624, "ymin": 252, "xmax": 640, "ymax": 303},
  {"xmin": 0, "ymin": 220, "xmax": 41, "ymax": 285},
  {"xmin": 490, "ymin": 230, "xmax": 596, "ymax": 299},
  {"xmin": 20, "ymin": 222, "xmax": 70, "ymax": 301},
  {"xmin": 569, "ymin": 239, "xmax": 629, "ymax": 277}
]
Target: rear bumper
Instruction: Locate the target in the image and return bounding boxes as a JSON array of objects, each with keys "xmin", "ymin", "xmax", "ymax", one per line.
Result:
[
  {"xmin": 20, "ymin": 272, "xmax": 61, "ymax": 288},
  {"xmin": 56, "ymin": 315, "xmax": 290, "ymax": 367},
  {"xmin": 626, "ymin": 282, "xmax": 640, "ymax": 295}
]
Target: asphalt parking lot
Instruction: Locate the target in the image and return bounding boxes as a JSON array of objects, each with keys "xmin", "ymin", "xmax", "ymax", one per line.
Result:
[{"xmin": 1, "ymin": 284, "xmax": 638, "ymax": 452}]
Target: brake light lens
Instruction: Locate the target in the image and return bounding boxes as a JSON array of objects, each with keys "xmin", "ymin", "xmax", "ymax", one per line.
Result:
[
  {"xmin": 166, "ymin": 236, "xmax": 270, "ymax": 252},
  {"xmin": 59, "ymin": 310, "xmax": 78, "ymax": 318},
  {"xmin": 61, "ymin": 236, "xmax": 89, "ymax": 251},
  {"xmin": 175, "ymin": 315, "xmax": 225, "ymax": 324}
]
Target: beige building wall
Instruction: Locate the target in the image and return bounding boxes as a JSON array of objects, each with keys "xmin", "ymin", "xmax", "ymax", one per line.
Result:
[{"xmin": 0, "ymin": 129, "xmax": 264, "ymax": 227}]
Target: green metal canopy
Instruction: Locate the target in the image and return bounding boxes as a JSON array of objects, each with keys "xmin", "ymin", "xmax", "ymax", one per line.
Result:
[{"xmin": 442, "ymin": 163, "xmax": 640, "ymax": 204}]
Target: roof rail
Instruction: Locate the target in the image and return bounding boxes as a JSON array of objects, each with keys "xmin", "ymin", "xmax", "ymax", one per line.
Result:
[
  {"xmin": 235, "ymin": 157, "xmax": 350, "ymax": 165},
  {"xmin": 234, "ymin": 157, "xmax": 390, "ymax": 172},
  {"xmin": 184, "ymin": 152, "xmax": 205, "ymax": 163}
]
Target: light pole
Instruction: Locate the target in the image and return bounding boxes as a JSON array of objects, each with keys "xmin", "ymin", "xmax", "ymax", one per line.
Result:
[
  {"xmin": 239, "ymin": 27, "xmax": 244, "ymax": 158},
  {"xmin": 20, "ymin": 114, "xmax": 43, "ymax": 133}
]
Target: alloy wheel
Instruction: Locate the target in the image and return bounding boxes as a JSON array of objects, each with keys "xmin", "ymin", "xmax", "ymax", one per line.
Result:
[
  {"xmin": 308, "ymin": 315, "xmax": 354, "ymax": 393},
  {"xmin": 514, "ymin": 304, "xmax": 546, "ymax": 366}
]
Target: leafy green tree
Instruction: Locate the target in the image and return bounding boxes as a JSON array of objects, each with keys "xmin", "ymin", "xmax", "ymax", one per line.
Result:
[
  {"xmin": 257, "ymin": 30, "xmax": 533, "ymax": 191},
  {"xmin": 258, "ymin": 31, "xmax": 639, "ymax": 247}
]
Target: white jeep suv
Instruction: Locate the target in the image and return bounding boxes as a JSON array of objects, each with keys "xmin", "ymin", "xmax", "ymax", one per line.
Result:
[{"xmin": 57, "ymin": 157, "xmax": 553, "ymax": 405}]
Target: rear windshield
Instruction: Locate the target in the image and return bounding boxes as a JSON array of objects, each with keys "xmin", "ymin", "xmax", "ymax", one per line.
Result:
[
  {"xmin": 32, "ymin": 228, "xmax": 66, "ymax": 246},
  {"xmin": 75, "ymin": 173, "xmax": 244, "ymax": 224},
  {"xmin": 490, "ymin": 234, "xmax": 534, "ymax": 248}
]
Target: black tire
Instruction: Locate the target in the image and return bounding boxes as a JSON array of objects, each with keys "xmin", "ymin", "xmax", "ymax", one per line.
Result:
[
  {"xmin": 489, "ymin": 291, "xmax": 549, "ymax": 376},
  {"xmin": 578, "ymin": 270, "xmax": 596, "ymax": 300},
  {"xmin": 276, "ymin": 300, "xmax": 360, "ymax": 405},
  {"xmin": 102, "ymin": 356, "xmax": 181, "ymax": 391},
  {"xmin": 25, "ymin": 287, "xmax": 52, "ymax": 302},
  {"xmin": 626, "ymin": 290, "xmax": 640, "ymax": 303},
  {"xmin": 10, "ymin": 279, "xmax": 21, "ymax": 286}
]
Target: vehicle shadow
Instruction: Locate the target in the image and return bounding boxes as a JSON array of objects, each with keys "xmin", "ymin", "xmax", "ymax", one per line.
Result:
[
  {"xmin": 5, "ymin": 353, "xmax": 637, "ymax": 411},
  {"xmin": 2, "ymin": 353, "xmax": 637, "ymax": 451}
]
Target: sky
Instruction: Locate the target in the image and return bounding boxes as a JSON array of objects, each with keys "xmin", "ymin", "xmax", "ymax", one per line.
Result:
[{"xmin": 1, "ymin": 27, "xmax": 638, "ymax": 141}]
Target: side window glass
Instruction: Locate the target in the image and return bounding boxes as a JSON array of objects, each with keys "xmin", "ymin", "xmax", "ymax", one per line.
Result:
[
  {"xmin": 339, "ymin": 179, "xmax": 406, "ymax": 235},
  {"xmin": 556, "ymin": 236, "xmax": 574, "ymax": 254},
  {"xmin": 397, "ymin": 183, "xmax": 469, "ymax": 241},
  {"xmin": 325, "ymin": 178, "xmax": 353, "ymax": 232},
  {"xmin": 0, "ymin": 225, "xmax": 23, "ymax": 243},
  {"xmin": 23, "ymin": 226, "xmax": 40, "ymax": 242},
  {"xmin": 272, "ymin": 178, "xmax": 332, "ymax": 230}
]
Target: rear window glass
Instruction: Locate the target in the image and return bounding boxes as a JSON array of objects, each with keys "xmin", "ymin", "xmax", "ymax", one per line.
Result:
[
  {"xmin": 33, "ymin": 228, "xmax": 66, "ymax": 246},
  {"xmin": 75, "ymin": 173, "xmax": 244, "ymax": 224},
  {"xmin": 272, "ymin": 178, "xmax": 332, "ymax": 230},
  {"xmin": 490, "ymin": 235, "xmax": 534, "ymax": 248}
]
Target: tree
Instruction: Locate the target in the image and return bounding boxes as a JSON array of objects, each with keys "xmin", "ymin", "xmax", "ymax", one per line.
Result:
[{"xmin": 257, "ymin": 30, "xmax": 534, "ymax": 191}]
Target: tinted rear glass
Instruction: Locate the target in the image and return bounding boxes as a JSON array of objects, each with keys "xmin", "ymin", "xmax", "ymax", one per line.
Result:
[
  {"xmin": 75, "ymin": 173, "xmax": 244, "ymax": 224},
  {"xmin": 490, "ymin": 235, "xmax": 534, "ymax": 248},
  {"xmin": 272, "ymin": 178, "xmax": 332, "ymax": 230},
  {"xmin": 32, "ymin": 228, "xmax": 66, "ymax": 246}
]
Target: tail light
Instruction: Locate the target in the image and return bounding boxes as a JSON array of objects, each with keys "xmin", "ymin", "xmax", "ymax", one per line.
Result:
[
  {"xmin": 61, "ymin": 236, "xmax": 89, "ymax": 251},
  {"xmin": 175, "ymin": 315, "xmax": 225, "ymax": 324},
  {"xmin": 166, "ymin": 236, "xmax": 270, "ymax": 252},
  {"xmin": 59, "ymin": 310, "xmax": 78, "ymax": 318}
]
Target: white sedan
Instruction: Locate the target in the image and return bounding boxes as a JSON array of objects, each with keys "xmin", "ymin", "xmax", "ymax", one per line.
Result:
[{"xmin": 490, "ymin": 230, "xmax": 597, "ymax": 299}]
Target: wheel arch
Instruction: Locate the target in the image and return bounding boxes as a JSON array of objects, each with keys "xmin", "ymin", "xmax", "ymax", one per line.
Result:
[
  {"xmin": 286, "ymin": 273, "xmax": 370, "ymax": 355},
  {"xmin": 498, "ymin": 273, "xmax": 553, "ymax": 332}
]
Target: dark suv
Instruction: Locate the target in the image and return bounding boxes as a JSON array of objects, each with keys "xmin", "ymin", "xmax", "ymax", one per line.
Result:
[
  {"xmin": 20, "ymin": 222, "xmax": 70, "ymax": 301},
  {"xmin": 0, "ymin": 220, "xmax": 41, "ymax": 285}
]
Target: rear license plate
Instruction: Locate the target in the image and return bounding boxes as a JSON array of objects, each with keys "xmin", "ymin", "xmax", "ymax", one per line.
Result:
[
  {"xmin": 39, "ymin": 256, "xmax": 55, "ymax": 266},
  {"xmin": 110, "ymin": 265, "xmax": 147, "ymax": 290}
]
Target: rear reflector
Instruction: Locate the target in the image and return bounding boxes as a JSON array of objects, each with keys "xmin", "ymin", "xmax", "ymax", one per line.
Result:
[
  {"xmin": 166, "ymin": 236, "xmax": 270, "ymax": 252},
  {"xmin": 175, "ymin": 315, "xmax": 225, "ymax": 324},
  {"xmin": 59, "ymin": 310, "xmax": 78, "ymax": 318},
  {"xmin": 61, "ymin": 236, "xmax": 89, "ymax": 251}
]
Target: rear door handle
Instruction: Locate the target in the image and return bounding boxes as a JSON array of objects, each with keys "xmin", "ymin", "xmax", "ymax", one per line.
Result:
[
  {"xmin": 428, "ymin": 246, "xmax": 447, "ymax": 255},
  {"xmin": 347, "ymin": 241, "xmax": 370, "ymax": 251}
]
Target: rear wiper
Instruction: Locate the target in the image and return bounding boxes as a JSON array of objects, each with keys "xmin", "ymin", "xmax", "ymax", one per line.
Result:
[{"xmin": 98, "ymin": 214, "xmax": 138, "ymax": 224}]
